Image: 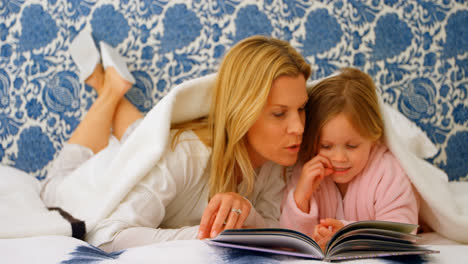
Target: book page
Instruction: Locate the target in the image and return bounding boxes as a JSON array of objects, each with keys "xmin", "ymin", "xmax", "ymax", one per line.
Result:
[
  {"xmin": 327, "ymin": 220, "xmax": 418, "ymax": 252},
  {"xmin": 210, "ymin": 228, "xmax": 324, "ymax": 259},
  {"xmin": 323, "ymin": 221, "xmax": 438, "ymax": 261},
  {"xmin": 327, "ymin": 248, "xmax": 440, "ymax": 261},
  {"xmin": 328, "ymin": 228, "xmax": 419, "ymax": 250}
]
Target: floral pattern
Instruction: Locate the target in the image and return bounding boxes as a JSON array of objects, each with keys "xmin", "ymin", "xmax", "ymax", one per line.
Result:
[
  {"xmin": 60, "ymin": 245, "xmax": 124, "ymax": 264},
  {"xmin": 18, "ymin": 5, "xmax": 59, "ymax": 51},
  {"xmin": 0, "ymin": 0, "xmax": 466, "ymax": 181},
  {"xmin": 91, "ymin": 4, "xmax": 131, "ymax": 47}
]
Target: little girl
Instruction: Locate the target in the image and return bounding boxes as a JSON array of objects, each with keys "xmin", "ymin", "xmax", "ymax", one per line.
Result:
[{"xmin": 280, "ymin": 67, "xmax": 419, "ymax": 250}]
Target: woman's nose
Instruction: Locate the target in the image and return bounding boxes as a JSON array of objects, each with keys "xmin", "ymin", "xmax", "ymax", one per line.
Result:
[{"xmin": 288, "ymin": 112, "xmax": 305, "ymax": 135}]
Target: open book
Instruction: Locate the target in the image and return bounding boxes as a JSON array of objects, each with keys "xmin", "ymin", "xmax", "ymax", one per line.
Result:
[{"xmin": 207, "ymin": 220, "xmax": 439, "ymax": 261}]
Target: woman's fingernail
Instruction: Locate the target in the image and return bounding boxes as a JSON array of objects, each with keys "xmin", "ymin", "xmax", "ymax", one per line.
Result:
[{"xmin": 211, "ymin": 230, "xmax": 217, "ymax": 238}]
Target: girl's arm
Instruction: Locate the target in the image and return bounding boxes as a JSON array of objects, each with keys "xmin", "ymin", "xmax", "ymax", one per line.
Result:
[
  {"xmin": 293, "ymin": 155, "xmax": 334, "ymax": 213},
  {"xmin": 279, "ymin": 156, "xmax": 335, "ymax": 237},
  {"xmin": 374, "ymin": 152, "xmax": 419, "ymax": 226},
  {"xmin": 280, "ymin": 186, "xmax": 321, "ymax": 237}
]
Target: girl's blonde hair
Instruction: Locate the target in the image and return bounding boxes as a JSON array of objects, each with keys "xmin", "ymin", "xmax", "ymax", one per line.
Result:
[
  {"xmin": 175, "ymin": 36, "xmax": 311, "ymax": 198},
  {"xmin": 300, "ymin": 67, "xmax": 384, "ymax": 161}
]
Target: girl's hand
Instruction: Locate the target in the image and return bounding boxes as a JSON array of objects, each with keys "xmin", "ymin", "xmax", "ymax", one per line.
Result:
[
  {"xmin": 293, "ymin": 155, "xmax": 334, "ymax": 213},
  {"xmin": 197, "ymin": 192, "xmax": 251, "ymax": 239},
  {"xmin": 312, "ymin": 218, "xmax": 344, "ymax": 251}
]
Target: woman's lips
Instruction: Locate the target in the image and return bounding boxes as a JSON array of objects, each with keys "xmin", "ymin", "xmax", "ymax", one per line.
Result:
[{"xmin": 286, "ymin": 144, "xmax": 300, "ymax": 153}]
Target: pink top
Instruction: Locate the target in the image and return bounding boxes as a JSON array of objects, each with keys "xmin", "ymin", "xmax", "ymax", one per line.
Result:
[{"xmin": 280, "ymin": 144, "xmax": 419, "ymax": 237}]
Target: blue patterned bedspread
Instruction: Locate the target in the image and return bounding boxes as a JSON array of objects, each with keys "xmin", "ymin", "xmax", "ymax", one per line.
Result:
[{"xmin": 0, "ymin": 0, "xmax": 466, "ymax": 180}]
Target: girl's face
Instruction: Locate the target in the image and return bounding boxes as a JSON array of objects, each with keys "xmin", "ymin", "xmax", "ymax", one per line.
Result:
[
  {"xmin": 246, "ymin": 74, "xmax": 308, "ymax": 168},
  {"xmin": 318, "ymin": 112, "xmax": 374, "ymax": 185}
]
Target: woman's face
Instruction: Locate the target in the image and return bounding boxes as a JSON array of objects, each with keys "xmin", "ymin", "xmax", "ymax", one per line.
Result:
[{"xmin": 246, "ymin": 74, "xmax": 308, "ymax": 168}]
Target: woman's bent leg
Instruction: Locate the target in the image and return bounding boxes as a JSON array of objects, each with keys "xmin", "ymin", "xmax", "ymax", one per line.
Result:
[
  {"xmin": 68, "ymin": 67, "xmax": 132, "ymax": 153},
  {"xmin": 112, "ymin": 98, "xmax": 144, "ymax": 140},
  {"xmin": 84, "ymin": 64, "xmax": 143, "ymax": 141}
]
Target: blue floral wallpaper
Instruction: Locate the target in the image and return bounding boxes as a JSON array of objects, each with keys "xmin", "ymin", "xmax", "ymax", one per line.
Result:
[{"xmin": 0, "ymin": 0, "xmax": 466, "ymax": 181}]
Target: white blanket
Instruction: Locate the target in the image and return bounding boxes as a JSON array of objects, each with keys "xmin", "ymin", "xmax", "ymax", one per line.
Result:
[
  {"xmin": 47, "ymin": 73, "xmax": 468, "ymax": 243},
  {"xmin": 49, "ymin": 73, "xmax": 216, "ymax": 231},
  {"xmin": 381, "ymin": 100, "xmax": 468, "ymax": 243}
]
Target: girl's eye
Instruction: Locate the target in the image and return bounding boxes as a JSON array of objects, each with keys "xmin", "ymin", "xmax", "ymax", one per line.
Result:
[
  {"xmin": 347, "ymin": 144, "xmax": 358, "ymax": 149},
  {"xmin": 320, "ymin": 144, "xmax": 331, "ymax": 149},
  {"xmin": 273, "ymin": 112, "xmax": 285, "ymax": 117}
]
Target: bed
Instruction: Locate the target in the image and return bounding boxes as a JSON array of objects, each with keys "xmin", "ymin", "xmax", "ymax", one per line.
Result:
[
  {"xmin": 0, "ymin": 0, "xmax": 467, "ymax": 263},
  {"xmin": 2, "ymin": 233, "xmax": 468, "ymax": 264}
]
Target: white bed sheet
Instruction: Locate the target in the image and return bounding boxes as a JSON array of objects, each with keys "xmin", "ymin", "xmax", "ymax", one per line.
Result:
[{"xmin": 1, "ymin": 232, "xmax": 467, "ymax": 264}]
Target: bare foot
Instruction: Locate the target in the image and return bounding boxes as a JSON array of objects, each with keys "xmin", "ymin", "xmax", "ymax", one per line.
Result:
[
  {"xmin": 85, "ymin": 63, "xmax": 105, "ymax": 94},
  {"xmin": 101, "ymin": 66, "xmax": 133, "ymax": 100}
]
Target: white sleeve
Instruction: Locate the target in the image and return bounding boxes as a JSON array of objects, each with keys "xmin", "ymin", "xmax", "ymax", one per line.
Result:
[
  {"xmin": 244, "ymin": 163, "xmax": 285, "ymax": 228},
  {"xmin": 86, "ymin": 131, "xmax": 210, "ymax": 248}
]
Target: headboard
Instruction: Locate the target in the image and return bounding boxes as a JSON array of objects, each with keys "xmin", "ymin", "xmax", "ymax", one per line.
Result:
[{"xmin": 0, "ymin": 0, "xmax": 466, "ymax": 181}]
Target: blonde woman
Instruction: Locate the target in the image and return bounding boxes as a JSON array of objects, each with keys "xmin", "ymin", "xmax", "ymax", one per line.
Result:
[
  {"xmin": 42, "ymin": 35, "xmax": 311, "ymax": 251},
  {"xmin": 280, "ymin": 68, "xmax": 419, "ymax": 250}
]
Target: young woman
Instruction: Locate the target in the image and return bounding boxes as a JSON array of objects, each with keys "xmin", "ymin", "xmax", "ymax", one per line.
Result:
[
  {"xmin": 280, "ymin": 67, "xmax": 419, "ymax": 250},
  {"xmin": 41, "ymin": 35, "xmax": 311, "ymax": 251}
]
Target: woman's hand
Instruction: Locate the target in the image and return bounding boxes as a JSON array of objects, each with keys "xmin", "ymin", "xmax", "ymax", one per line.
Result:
[
  {"xmin": 197, "ymin": 192, "xmax": 251, "ymax": 239},
  {"xmin": 312, "ymin": 218, "xmax": 344, "ymax": 251},
  {"xmin": 294, "ymin": 155, "xmax": 334, "ymax": 213}
]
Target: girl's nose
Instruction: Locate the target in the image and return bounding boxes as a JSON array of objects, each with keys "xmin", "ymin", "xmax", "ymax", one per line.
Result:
[{"xmin": 331, "ymin": 149, "xmax": 347, "ymax": 163}]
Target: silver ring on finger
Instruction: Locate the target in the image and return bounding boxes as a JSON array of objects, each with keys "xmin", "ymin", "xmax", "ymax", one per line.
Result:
[{"xmin": 231, "ymin": 208, "xmax": 242, "ymax": 215}]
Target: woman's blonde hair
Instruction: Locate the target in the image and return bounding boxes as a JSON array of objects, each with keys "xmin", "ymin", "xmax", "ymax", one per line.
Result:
[
  {"xmin": 172, "ymin": 36, "xmax": 310, "ymax": 198},
  {"xmin": 300, "ymin": 67, "xmax": 384, "ymax": 161}
]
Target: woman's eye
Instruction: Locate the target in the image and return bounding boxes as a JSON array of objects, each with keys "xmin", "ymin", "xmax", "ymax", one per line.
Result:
[
  {"xmin": 320, "ymin": 144, "xmax": 331, "ymax": 149},
  {"xmin": 273, "ymin": 112, "xmax": 285, "ymax": 117},
  {"xmin": 347, "ymin": 144, "xmax": 358, "ymax": 149}
]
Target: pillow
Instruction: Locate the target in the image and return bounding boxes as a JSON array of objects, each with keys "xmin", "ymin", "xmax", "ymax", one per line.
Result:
[{"xmin": 0, "ymin": 165, "xmax": 77, "ymax": 238}]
